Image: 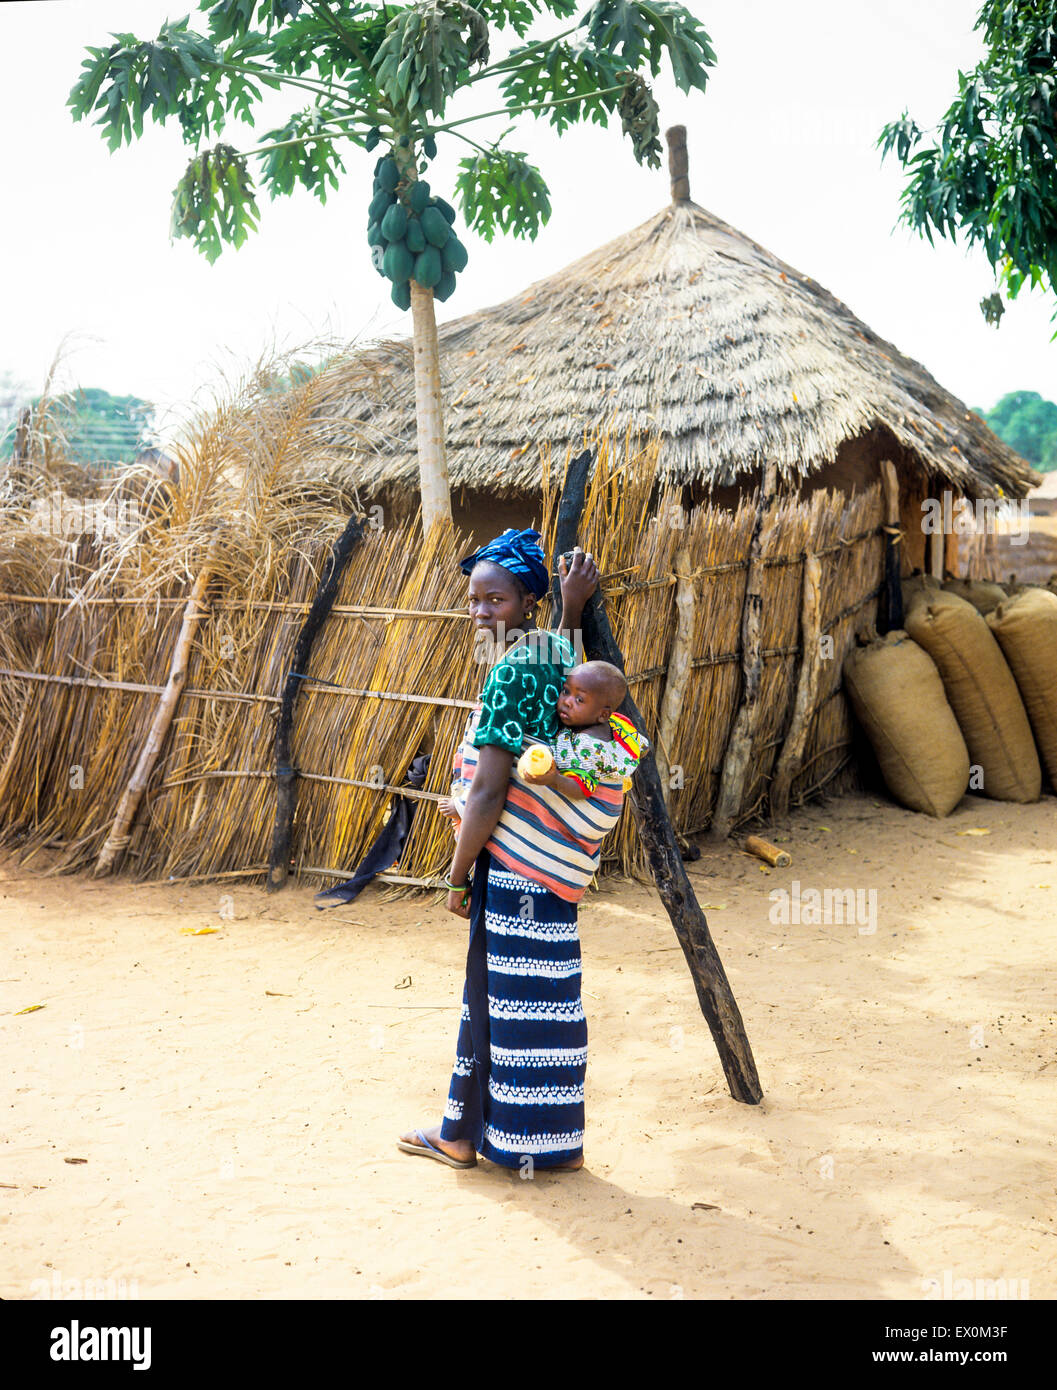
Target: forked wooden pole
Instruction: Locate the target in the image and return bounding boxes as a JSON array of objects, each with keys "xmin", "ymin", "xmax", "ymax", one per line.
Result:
[
  {"xmin": 551, "ymin": 450, "xmax": 762, "ymax": 1104},
  {"xmin": 94, "ymin": 554, "xmax": 216, "ymax": 877}
]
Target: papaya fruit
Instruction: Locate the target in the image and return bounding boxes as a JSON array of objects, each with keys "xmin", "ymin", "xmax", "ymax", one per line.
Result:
[
  {"xmin": 391, "ymin": 279, "xmax": 411, "ymax": 311},
  {"xmin": 433, "ymin": 269, "xmax": 457, "ymax": 302},
  {"xmin": 433, "ymin": 196, "xmax": 457, "ymax": 225},
  {"xmin": 377, "ymin": 157, "xmax": 400, "ymax": 193},
  {"xmin": 367, "ymin": 221, "xmax": 384, "ymax": 248},
  {"xmin": 405, "ymin": 216, "xmax": 426, "ymax": 253},
  {"xmin": 410, "ymin": 180, "xmax": 431, "ymax": 214},
  {"xmin": 423, "ymin": 134, "xmax": 437, "ymax": 160},
  {"xmin": 368, "ymin": 189, "xmax": 394, "ymax": 223},
  {"xmin": 441, "ymin": 235, "xmax": 468, "ymax": 273},
  {"xmin": 413, "ymin": 245, "xmax": 442, "ymax": 289},
  {"xmin": 383, "ymin": 241, "xmax": 415, "ymax": 283},
  {"xmin": 366, "ymin": 127, "xmax": 381, "ymax": 152},
  {"xmin": 381, "ymin": 202, "xmax": 408, "ymax": 241},
  {"xmin": 420, "ymin": 207, "xmax": 450, "ymax": 248}
]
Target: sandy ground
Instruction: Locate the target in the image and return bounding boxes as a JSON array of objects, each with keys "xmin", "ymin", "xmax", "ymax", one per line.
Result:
[{"xmin": 2, "ymin": 790, "xmax": 1055, "ymax": 1301}]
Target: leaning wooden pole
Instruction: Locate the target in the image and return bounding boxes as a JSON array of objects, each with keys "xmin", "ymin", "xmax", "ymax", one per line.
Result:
[
  {"xmin": 551, "ymin": 452, "xmax": 762, "ymax": 1105},
  {"xmin": 267, "ymin": 514, "xmax": 365, "ymax": 892},
  {"xmin": 94, "ymin": 554, "xmax": 216, "ymax": 877},
  {"xmin": 770, "ymin": 551, "xmax": 823, "ymax": 822},
  {"xmin": 710, "ymin": 460, "xmax": 779, "ymax": 840},
  {"xmin": 879, "ymin": 459, "xmax": 904, "ymax": 634}
]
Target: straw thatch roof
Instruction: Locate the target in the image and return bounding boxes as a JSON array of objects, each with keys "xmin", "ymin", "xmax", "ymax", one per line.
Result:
[{"xmin": 303, "ymin": 184, "xmax": 1038, "ymax": 503}]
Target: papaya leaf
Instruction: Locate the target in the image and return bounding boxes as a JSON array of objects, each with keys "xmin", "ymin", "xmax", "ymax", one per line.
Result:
[
  {"xmin": 205, "ymin": 0, "xmax": 307, "ymax": 42},
  {"xmin": 580, "ymin": 0, "xmax": 715, "ymax": 92},
  {"xmin": 373, "ymin": 1, "xmax": 490, "ymax": 119},
  {"xmin": 472, "ymin": 0, "xmax": 577, "ymax": 38},
  {"xmin": 170, "ymin": 143, "xmax": 260, "ymax": 262},
  {"xmin": 499, "ymin": 37, "xmax": 626, "ymax": 131},
  {"xmin": 258, "ymin": 107, "xmax": 348, "ymax": 199},
  {"xmin": 455, "ymin": 149, "xmax": 551, "ymax": 241}
]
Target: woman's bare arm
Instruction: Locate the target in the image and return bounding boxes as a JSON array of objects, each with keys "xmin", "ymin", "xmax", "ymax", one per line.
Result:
[{"xmin": 449, "ymin": 743, "xmax": 515, "ymax": 885}]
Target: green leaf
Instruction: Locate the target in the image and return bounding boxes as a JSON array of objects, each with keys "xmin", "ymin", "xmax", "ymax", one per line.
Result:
[
  {"xmin": 472, "ymin": 0, "xmax": 577, "ymax": 38},
  {"xmin": 257, "ymin": 106, "xmax": 348, "ymax": 200},
  {"xmin": 205, "ymin": 0, "xmax": 306, "ymax": 42},
  {"xmin": 372, "ymin": 1, "xmax": 490, "ymax": 120},
  {"xmin": 170, "ymin": 142, "xmax": 260, "ymax": 262},
  {"xmin": 580, "ymin": 0, "xmax": 714, "ymax": 92},
  {"xmin": 498, "ymin": 36, "xmax": 625, "ymax": 131},
  {"xmin": 455, "ymin": 148, "xmax": 551, "ymax": 241}
]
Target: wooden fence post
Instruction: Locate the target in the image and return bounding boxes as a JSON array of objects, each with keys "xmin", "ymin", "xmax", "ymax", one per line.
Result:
[
  {"xmin": 879, "ymin": 459, "xmax": 904, "ymax": 634},
  {"xmin": 654, "ymin": 544, "xmax": 695, "ymax": 798},
  {"xmin": 93, "ymin": 552, "xmax": 216, "ymax": 877},
  {"xmin": 710, "ymin": 460, "xmax": 779, "ymax": 840},
  {"xmin": 770, "ymin": 551, "xmax": 822, "ymax": 821}
]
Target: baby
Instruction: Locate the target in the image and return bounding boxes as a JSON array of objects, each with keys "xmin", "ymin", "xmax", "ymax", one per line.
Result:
[
  {"xmin": 523, "ymin": 660, "xmax": 649, "ymax": 798},
  {"xmin": 440, "ymin": 660, "xmax": 649, "ymax": 827}
]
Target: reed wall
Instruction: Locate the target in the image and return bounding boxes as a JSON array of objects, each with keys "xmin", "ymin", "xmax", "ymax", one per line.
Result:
[{"xmin": 0, "ymin": 433, "xmax": 883, "ymax": 893}]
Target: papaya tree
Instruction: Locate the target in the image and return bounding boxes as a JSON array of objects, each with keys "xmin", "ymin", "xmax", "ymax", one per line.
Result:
[{"xmin": 69, "ymin": 0, "xmax": 716, "ymax": 531}]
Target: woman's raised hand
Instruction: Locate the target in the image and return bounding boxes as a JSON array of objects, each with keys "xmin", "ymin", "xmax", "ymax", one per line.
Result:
[{"xmin": 559, "ymin": 547, "xmax": 600, "ymax": 610}]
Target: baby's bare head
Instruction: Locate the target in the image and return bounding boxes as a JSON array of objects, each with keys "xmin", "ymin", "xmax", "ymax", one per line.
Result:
[{"xmin": 558, "ymin": 661, "xmax": 628, "ymax": 727}]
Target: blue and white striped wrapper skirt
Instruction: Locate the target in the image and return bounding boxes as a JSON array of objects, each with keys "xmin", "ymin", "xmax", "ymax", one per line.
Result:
[{"xmin": 439, "ymin": 849, "xmax": 586, "ymax": 1169}]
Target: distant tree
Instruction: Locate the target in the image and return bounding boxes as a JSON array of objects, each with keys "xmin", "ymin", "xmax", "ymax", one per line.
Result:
[
  {"xmin": 0, "ymin": 371, "xmax": 32, "ymax": 437},
  {"xmin": 879, "ymin": 0, "xmax": 1057, "ymax": 332},
  {"xmin": 69, "ymin": 0, "xmax": 716, "ymax": 530},
  {"xmin": 978, "ymin": 389, "xmax": 1057, "ymax": 469},
  {"xmin": 2, "ymin": 387, "xmax": 155, "ymax": 467}
]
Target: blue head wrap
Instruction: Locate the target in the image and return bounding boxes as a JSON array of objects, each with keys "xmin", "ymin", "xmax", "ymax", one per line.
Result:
[{"xmin": 459, "ymin": 527, "xmax": 550, "ymax": 599}]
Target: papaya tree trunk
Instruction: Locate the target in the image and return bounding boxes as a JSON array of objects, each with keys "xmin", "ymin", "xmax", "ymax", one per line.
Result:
[
  {"xmin": 409, "ymin": 280, "xmax": 453, "ymax": 534},
  {"xmin": 395, "ymin": 134, "xmax": 452, "ymax": 536}
]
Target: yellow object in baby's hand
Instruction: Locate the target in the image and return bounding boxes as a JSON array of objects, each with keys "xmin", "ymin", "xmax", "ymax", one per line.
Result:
[{"xmin": 517, "ymin": 745, "xmax": 554, "ymax": 780}]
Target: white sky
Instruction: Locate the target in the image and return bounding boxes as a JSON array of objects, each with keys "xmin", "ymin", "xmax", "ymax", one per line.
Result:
[{"xmin": 2, "ymin": 0, "xmax": 1055, "ymax": 444}]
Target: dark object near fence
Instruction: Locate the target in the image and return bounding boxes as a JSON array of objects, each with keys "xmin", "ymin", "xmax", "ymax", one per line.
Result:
[
  {"xmin": 268, "ymin": 513, "xmax": 366, "ymax": 891},
  {"xmin": 314, "ymin": 754, "xmax": 431, "ymax": 908}
]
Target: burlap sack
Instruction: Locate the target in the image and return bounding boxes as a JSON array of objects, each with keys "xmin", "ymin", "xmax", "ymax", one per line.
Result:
[
  {"xmin": 843, "ymin": 631, "xmax": 969, "ymax": 817},
  {"xmin": 986, "ymin": 587, "xmax": 1057, "ymax": 786},
  {"xmin": 942, "ymin": 577, "xmax": 1007, "ymax": 616},
  {"xmin": 905, "ymin": 589, "xmax": 1041, "ymax": 802},
  {"xmin": 901, "ymin": 573, "xmax": 941, "ymax": 613}
]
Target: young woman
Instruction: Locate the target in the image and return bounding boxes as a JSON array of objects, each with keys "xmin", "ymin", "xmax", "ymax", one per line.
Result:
[{"xmin": 398, "ymin": 528, "xmax": 609, "ymax": 1172}]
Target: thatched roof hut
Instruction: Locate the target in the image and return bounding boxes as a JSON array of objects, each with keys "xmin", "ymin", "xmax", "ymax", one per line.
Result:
[{"xmin": 301, "ymin": 128, "xmax": 1036, "ymax": 544}]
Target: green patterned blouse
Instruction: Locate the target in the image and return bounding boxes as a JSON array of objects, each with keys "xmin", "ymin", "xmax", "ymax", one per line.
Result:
[{"xmin": 470, "ymin": 628, "xmax": 577, "ymax": 755}]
